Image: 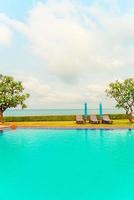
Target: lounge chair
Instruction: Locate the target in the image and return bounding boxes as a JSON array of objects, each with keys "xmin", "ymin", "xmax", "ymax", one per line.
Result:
[
  {"xmin": 89, "ymin": 115, "xmax": 100, "ymax": 124},
  {"xmin": 102, "ymin": 114, "xmax": 113, "ymax": 124},
  {"xmin": 76, "ymin": 115, "xmax": 85, "ymax": 124}
]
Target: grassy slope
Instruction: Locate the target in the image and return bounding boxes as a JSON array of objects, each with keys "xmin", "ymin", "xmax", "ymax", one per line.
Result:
[{"xmin": 5, "ymin": 120, "xmax": 134, "ymax": 128}]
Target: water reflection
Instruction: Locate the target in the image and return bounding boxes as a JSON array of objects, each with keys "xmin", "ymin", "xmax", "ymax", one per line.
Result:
[
  {"xmin": 127, "ymin": 129, "xmax": 133, "ymax": 136},
  {"xmin": 0, "ymin": 130, "xmax": 4, "ymax": 136},
  {"xmin": 84, "ymin": 129, "xmax": 88, "ymax": 144},
  {"xmin": 83, "ymin": 129, "xmax": 105, "ymax": 147},
  {"xmin": 99, "ymin": 129, "xmax": 104, "ymax": 147},
  {"xmin": 126, "ymin": 129, "xmax": 134, "ymax": 146},
  {"xmin": 82, "ymin": 129, "xmax": 105, "ymax": 145}
]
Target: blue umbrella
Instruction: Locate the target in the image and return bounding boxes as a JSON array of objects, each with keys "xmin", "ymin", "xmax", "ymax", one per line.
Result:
[
  {"xmin": 84, "ymin": 102, "xmax": 88, "ymax": 119},
  {"xmin": 99, "ymin": 102, "xmax": 103, "ymax": 117}
]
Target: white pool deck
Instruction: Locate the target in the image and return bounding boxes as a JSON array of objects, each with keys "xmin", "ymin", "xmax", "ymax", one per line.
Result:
[
  {"xmin": 0, "ymin": 125, "xmax": 134, "ymax": 130},
  {"xmin": 0, "ymin": 125, "xmax": 10, "ymax": 129}
]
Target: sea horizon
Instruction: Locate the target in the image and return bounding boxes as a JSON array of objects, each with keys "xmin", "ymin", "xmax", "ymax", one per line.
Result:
[{"xmin": 4, "ymin": 108, "xmax": 125, "ymax": 116}]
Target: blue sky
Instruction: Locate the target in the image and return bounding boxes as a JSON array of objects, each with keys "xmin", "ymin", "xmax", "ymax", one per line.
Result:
[
  {"xmin": 1, "ymin": 0, "xmax": 133, "ymax": 19},
  {"xmin": 0, "ymin": 0, "xmax": 133, "ymax": 108}
]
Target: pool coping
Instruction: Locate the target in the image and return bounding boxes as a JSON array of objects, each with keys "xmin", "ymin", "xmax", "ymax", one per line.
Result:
[
  {"xmin": 0, "ymin": 125, "xmax": 134, "ymax": 131},
  {"xmin": 13, "ymin": 125, "xmax": 134, "ymax": 130},
  {"xmin": 0, "ymin": 125, "xmax": 11, "ymax": 130}
]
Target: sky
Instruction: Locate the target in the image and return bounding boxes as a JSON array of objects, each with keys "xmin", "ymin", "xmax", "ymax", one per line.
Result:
[{"xmin": 0, "ymin": 0, "xmax": 133, "ymax": 109}]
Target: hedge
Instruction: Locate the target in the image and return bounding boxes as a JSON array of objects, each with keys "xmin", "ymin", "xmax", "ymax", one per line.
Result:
[
  {"xmin": 4, "ymin": 114, "xmax": 128, "ymax": 122},
  {"xmin": 109, "ymin": 114, "xmax": 127, "ymax": 120}
]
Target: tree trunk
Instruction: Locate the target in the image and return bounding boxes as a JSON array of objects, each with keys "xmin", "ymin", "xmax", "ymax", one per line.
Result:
[
  {"xmin": 0, "ymin": 111, "xmax": 4, "ymax": 124},
  {"xmin": 130, "ymin": 113, "xmax": 134, "ymax": 123},
  {"xmin": 126, "ymin": 111, "xmax": 133, "ymax": 123}
]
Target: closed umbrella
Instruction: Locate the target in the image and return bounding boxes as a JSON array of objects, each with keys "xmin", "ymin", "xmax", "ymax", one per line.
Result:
[
  {"xmin": 99, "ymin": 102, "xmax": 103, "ymax": 117},
  {"xmin": 84, "ymin": 102, "xmax": 88, "ymax": 119}
]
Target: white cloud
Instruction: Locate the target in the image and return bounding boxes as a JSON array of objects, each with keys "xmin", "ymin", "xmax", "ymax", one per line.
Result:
[
  {"xmin": 25, "ymin": 1, "xmax": 122, "ymax": 79},
  {"xmin": 19, "ymin": 75, "xmax": 111, "ymax": 108},
  {"xmin": 0, "ymin": 23, "xmax": 12, "ymax": 45},
  {"xmin": 0, "ymin": 0, "xmax": 133, "ymax": 108},
  {"xmin": 20, "ymin": 76, "xmax": 84, "ymax": 108},
  {"xmin": 0, "ymin": 13, "xmax": 28, "ymax": 33},
  {"xmin": 23, "ymin": 1, "xmax": 134, "ymax": 79},
  {"xmin": 1, "ymin": 0, "xmax": 133, "ymax": 80},
  {"xmin": 87, "ymin": 84, "xmax": 106, "ymax": 99},
  {"xmin": 23, "ymin": 77, "xmax": 51, "ymax": 97}
]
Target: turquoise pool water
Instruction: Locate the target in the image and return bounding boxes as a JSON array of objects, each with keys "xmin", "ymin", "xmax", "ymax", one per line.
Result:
[{"xmin": 0, "ymin": 128, "xmax": 134, "ymax": 200}]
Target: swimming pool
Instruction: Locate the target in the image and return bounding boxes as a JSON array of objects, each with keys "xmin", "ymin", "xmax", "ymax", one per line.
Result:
[{"xmin": 0, "ymin": 128, "xmax": 134, "ymax": 200}]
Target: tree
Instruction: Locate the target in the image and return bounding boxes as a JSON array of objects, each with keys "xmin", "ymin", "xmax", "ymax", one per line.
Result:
[
  {"xmin": 106, "ymin": 78, "xmax": 134, "ymax": 123},
  {"xmin": 0, "ymin": 74, "xmax": 30, "ymax": 123}
]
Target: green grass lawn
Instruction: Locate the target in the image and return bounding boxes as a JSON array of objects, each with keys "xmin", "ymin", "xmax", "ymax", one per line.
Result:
[{"xmin": 5, "ymin": 119, "xmax": 134, "ymax": 128}]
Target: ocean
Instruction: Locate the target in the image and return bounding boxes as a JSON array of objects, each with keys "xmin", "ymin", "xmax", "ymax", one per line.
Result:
[{"xmin": 4, "ymin": 108, "xmax": 125, "ymax": 116}]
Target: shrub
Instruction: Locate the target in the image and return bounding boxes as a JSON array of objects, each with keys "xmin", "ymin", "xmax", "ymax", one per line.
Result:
[{"xmin": 4, "ymin": 114, "xmax": 127, "ymax": 122}]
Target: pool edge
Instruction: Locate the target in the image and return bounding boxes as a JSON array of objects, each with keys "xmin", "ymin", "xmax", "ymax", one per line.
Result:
[{"xmin": 16, "ymin": 126, "xmax": 134, "ymax": 130}]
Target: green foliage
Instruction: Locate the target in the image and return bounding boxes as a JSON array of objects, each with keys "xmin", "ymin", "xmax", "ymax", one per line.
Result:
[
  {"xmin": 4, "ymin": 114, "xmax": 127, "ymax": 122},
  {"xmin": 109, "ymin": 114, "xmax": 128, "ymax": 120},
  {"xmin": 106, "ymin": 78, "xmax": 134, "ymax": 122},
  {"xmin": 0, "ymin": 74, "xmax": 29, "ymax": 114}
]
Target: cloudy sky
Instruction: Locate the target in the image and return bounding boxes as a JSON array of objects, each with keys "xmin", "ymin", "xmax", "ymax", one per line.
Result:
[{"xmin": 0, "ymin": 0, "xmax": 133, "ymax": 109}]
